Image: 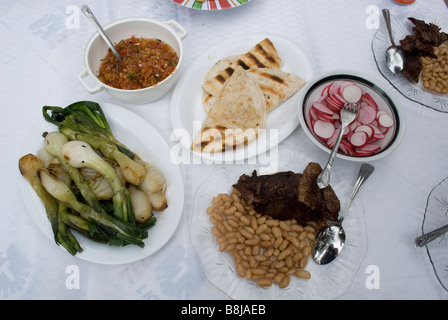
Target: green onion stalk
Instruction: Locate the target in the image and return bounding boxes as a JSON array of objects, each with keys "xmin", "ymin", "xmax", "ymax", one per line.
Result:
[
  {"xmin": 43, "ymin": 131, "xmax": 104, "ymax": 214},
  {"xmin": 42, "ymin": 101, "xmax": 146, "ymax": 186},
  {"xmin": 18, "ymin": 154, "xmax": 83, "ymax": 255},
  {"xmin": 38, "ymin": 168, "xmax": 146, "ymax": 247},
  {"xmin": 60, "ymin": 140, "xmax": 135, "ymax": 224}
]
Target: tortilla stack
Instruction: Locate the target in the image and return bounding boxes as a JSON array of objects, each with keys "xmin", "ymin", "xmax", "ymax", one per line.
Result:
[
  {"xmin": 202, "ymin": 38, "xmax": 282, "ymax": 97},
  {"xmin": 191, "ymin": 66, "xmax": 267, "ymax": 153},
  {"xmin": 203, "ymin": 67, "xmax": 306, "ymax": 113}
]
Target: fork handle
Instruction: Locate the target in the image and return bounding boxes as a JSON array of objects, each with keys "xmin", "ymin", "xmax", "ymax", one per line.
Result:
[{"xmin": 317, "ymin": 126, "xmax": 345, "ymax": 189}]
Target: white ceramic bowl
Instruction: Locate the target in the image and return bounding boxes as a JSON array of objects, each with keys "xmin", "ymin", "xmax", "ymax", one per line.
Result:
[
  {"xmin": 78, "ymin": 17, "xmax": 187, "ymax": 104},
  {"xmin": 297, "ymin": 70, "xmax": 406, "ymax": 161}
]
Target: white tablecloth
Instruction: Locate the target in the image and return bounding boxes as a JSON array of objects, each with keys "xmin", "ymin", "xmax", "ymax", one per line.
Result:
[{"xmin": 2, "ymin": 0, "xmax": 448, "ymax": 300}]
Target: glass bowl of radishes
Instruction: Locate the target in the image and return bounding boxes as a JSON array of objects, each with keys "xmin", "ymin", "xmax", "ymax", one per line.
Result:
[{"xmin": 297, "ymin": 70, "xmax": 406, "ymax": 161}]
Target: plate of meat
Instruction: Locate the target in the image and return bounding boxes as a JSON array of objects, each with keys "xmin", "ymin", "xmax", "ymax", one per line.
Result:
[
  {"xmin": 372, "ymin": 11, "xmax": 448, "ymax": 112},
  {"xmin": 190, "ymin": 146, "xmax": 367, "ymax": 300}
]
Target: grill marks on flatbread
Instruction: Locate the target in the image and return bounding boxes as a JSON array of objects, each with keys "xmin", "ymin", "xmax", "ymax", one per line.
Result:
[
  {"xmin": 202, "ymin": 38, "xmax": 282, "ymax": 97},
  {"xmin": 191, "ymin": 66, "xmax": 267, "ymax": 153},
  {"xmin": 203, "ymin": 68, "xmax": 306, "ymax": 113},
  {"xmin": 194, "ymin": 38, "xmax": 307, "ymax": 154}
]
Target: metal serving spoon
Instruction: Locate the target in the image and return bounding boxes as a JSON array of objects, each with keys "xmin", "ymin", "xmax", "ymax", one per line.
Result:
[
  {"xmin": 313, "ymin": 163, "xmax": 375, "ymax": 265},
  {"xmin": 382, "ymin": 9, "xmax": 405, "ymax": 74},
  {"xmin": 415, "ymin": 224, "xmax": 448, "ymax": 247},
  {"xmin": 81, "ymin": 5, "xmax": 122, "ymax": 68}
]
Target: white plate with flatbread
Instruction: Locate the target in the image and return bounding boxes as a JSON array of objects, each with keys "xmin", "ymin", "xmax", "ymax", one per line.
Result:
[{"xmin": 170, "ymin": 34, "xmax": 314, "ymax": 163}]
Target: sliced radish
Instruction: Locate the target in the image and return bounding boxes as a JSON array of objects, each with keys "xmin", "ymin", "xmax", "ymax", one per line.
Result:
[
  {"xmin": 342, "ymin": 125, "xmax": 351, "ymax": 136},
  {"xmin": 339, "ymin": 139, "xmax": 354, "ymax": 155},
  {"xmin": 331, "ymin": 93, "xmax": 345, "ymax": 106},
  {"xmin": 326, "ymin": 128, "xmax": 341, "ymax": 148},
  {"xmin": 357, "ymin": 106, "xmax": 377, "ymax": 125},
  {"xmin": 350, "ymin": 131, "xmax": 368, "ymax": 147},
  {"xmin": 328, "ymin": 82, "xmax": 340, "ymax": 96},
  {"xmin": 370, "ymin": 124, "xmax": 385, "ymax": 141},
  {"xmin": 355, "ymin": 149, "xmax": 375, "ymax": 157},
  {"xmin": 316, "ymin": 94, "xmax": 327, "ymax": 103},
  {"xmin": 349, "ymin": 120, "xmax": 360, "ymax": 132},
  {"xmin": 342, "ymin": 84, "xmax": 362, "ymax": 103},
  {"xmin": 360, "ymin": 144, "xmax": 381, "ymax": 153},
  {"xmin": 321, "ymin": 84, "xmax": 331, "ymax": 96},
  {"xmin": 355, "ymin": 144, "xmax": 381, "ymax": 157},
  {"xmin": 325, "ymin": 94, "xmax": 344, "ymax": 112},
  {"xmin": 312, "ymin": 102, "xmax": 334, "ymax": 117},
  {"xmin": 308, "ymin": 81, "xmax": 396, "ymax": 158},
  {"xmin": 313, "ymin": 120, "xmax": 335, "ymax": 139},
  {"xmin": 339, "ymin": 80, "xmax": 355, "ymax": 94},
  {"xmin": 355, "ymin": 125, "xmax": 374, "ymax": 139},
  {"xmin": 378, "ymin": 113, "xmax": 394, "ymax": 128},
  {"xmin": 376, "ymin": 110, "xmax": 388, "ymax": 120},
  {"xmin": 361, "ymin": 92, "xmax": 378, "ymax": 110}
]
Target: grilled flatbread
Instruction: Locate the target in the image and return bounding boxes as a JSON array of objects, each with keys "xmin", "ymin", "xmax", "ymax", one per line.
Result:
[
  {"xmin": 202, "ymin": 38, "xmax": 282, "ymax": 97},
  {"xmin": 203, "ymin": 68, "xmax": 306, "ymax": 113},
  {"xmin": 191, "ymin": 66, "xmax": 267, "ymax": 153}
]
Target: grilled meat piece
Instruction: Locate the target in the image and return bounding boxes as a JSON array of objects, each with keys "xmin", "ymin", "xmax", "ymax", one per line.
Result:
[
  {"xmin": 233, "ymin": 162, "xmax": 340, "ymax": 226},
  {"xmin": 400, "ymin": 17, "xmax": 448, "ymax": 83},
  {"xmin": 297, "ymin": 162, "xmax": 340, "ymax": 218}
]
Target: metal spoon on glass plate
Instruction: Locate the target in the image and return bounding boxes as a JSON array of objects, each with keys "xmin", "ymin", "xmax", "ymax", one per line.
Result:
[
  {"xmin": 81, "ymin": 4, "xmax": 122, "ymax": 70},
  {"xmin": 313, "ymin": 163, "xmax": 375, "ymax": 265},
  {"xmin": 382, "ymin": 9, "xmax": 405, "ymax": 74},
  {"xmin": 415, "ymin": 224, "xmax": 448, "ymax": 247}
]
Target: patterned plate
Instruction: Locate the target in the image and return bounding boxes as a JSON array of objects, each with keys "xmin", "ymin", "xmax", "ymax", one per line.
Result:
[
  {"xmin": 172, "ymin": 0, "xmax": 250, "ymax": 10},
  {"xmin": 372, "ymin": 11, "xmax": 448, "ymax": 112},
  {"xmin": 420, "ymin": 177, "xmax": 448, "ymax": 292}
]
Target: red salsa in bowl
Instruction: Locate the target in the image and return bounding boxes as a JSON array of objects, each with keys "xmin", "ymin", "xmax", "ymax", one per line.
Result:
[{"xmin": 98, "ymin": 35, "xmax": 179, "ymax": 90}]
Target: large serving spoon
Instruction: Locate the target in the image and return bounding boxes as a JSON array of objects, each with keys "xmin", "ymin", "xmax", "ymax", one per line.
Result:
[
  {"xmin": 81, "ymin": 5, "xmax": 122, "ymax": 68},
  {"xmin": 382, "ymin": 9, "xmax": 405, "ymax": 74},
  {"xmin": 415, "ymin": 224, "xmax": 448, "ymax": 247},
  {"xmin": 313, "ymin": 163, "xmax": 375, "ymax": 265}
]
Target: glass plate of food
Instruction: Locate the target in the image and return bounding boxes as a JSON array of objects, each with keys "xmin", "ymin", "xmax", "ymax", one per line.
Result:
[
  {"xmin": 420, "ymin": 177, "xmax": 448, "ymax": 292},
  {"xmin": 190, "ymin": 146, "xmax": 367, "ymax": 299},
  {"xmin": 372, "ymin": 11, "xmax": 448, "ymax": 112}
]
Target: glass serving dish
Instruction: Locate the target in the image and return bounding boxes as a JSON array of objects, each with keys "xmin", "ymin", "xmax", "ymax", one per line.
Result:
[
  {"xmin": 190, "ymin": 146, "xmax": 367, "ymax": 299},
  {"xmin": 372, "ymin": 11, "xmax": 448, "ymax": 112},
  {"xmin": 420, "ymin": 177, "xmax": 448, "ymax": 292}
]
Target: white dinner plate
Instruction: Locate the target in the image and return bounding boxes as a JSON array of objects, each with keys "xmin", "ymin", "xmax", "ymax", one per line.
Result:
[
  {"xmin": 190, "ymin": 146, "xmax": 367, "ymax": 300},
  {"xmin": 19, "ymin": 102, "xmax": 184, "ymax": 265},
  {"xmin": 170, "ymin": 33, "xmax": 314, "ymax": 164}
]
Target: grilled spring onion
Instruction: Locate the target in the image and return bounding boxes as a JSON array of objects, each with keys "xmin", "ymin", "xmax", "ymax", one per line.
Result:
[
  {"xmin": 44, "ymin": 131, "xmax": 104, "ymax": 213},
  {"xmin": 61, "ymin": 140, "xmax": 135, "ymax": 224},
  {"xmin": 38, "ymin": 168, "xmax": 145, "ymax": 247},
  {"xmin": 18, "ymin": 154, "xmax": 83, "ymax": 255},
  {"xmin": 42, "ymin": 101, "xmax": 146, "ymax": 186}
]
